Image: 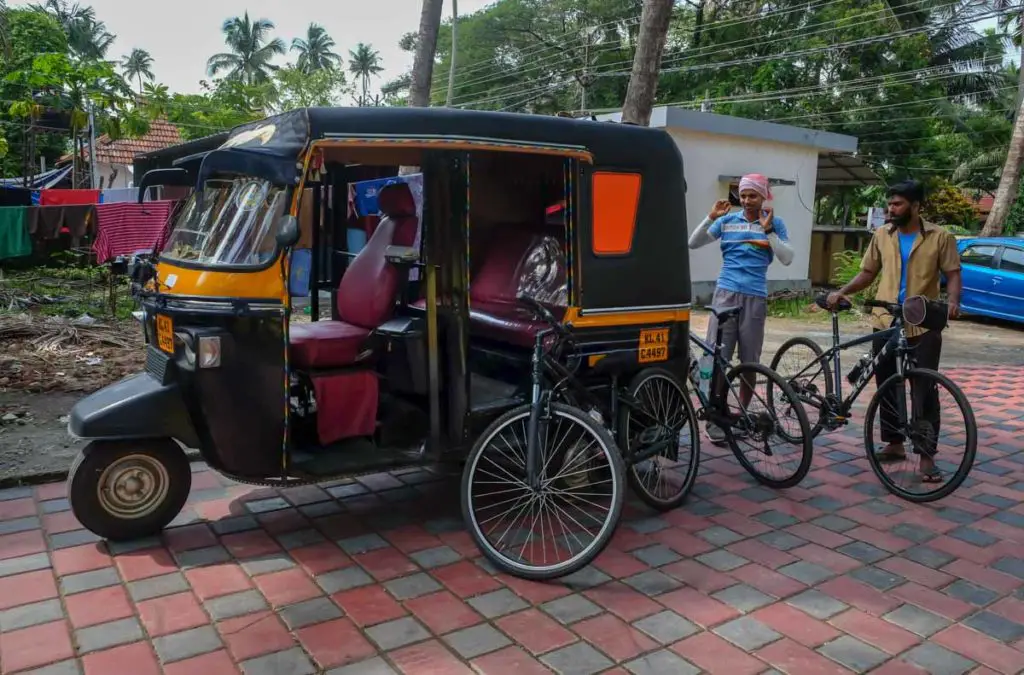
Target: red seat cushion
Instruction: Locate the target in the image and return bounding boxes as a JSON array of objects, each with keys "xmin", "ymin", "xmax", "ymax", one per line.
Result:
[
  {"xmin": 289, "ymin": 321, "xmax": 371, "ymax": 368},
  {"xmin": 470, "ymin": 300, "xmax": 564, "ymax": 348}
]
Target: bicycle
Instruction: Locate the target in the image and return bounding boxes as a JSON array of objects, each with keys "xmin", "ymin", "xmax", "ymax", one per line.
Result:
[
  {"xmin": 770, "ymin": 295, "xmax": 977, "ymax": 503},
  {"xmin": 687, "ymin": 306, "xmax": 814, "ymax": 489},
  {"xmin": 461, "ymin": 296, "xmax": 700, "ymax": 580}
]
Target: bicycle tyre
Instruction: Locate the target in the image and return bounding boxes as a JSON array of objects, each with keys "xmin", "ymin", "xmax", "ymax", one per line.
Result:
[
  {"xmin": 769, "ymin": 336, "xmax": 833, "ymax": 439},
  {"xmin": 725, "ymin": 362, "xmax": 814, "ymax": 489},
  {"xmin": 864, "ymin": 368, "xmax": 977, "ymax": 503},
  {"xmin": 617, "ymin": 367, "xmax": 700, "ymax": 511},
  {"xmin": 461, "ymin": 402, "xmax": 625, "ymax": 580}
]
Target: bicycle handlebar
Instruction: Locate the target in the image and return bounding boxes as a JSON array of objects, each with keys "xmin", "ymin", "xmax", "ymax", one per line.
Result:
[
  {"xmin": 864, "ymin": 299, "xmax": 903, "ymax": 317},
  {"xmin": 517, "ymin": 294, "xmax": 571, "ymax": 339}
]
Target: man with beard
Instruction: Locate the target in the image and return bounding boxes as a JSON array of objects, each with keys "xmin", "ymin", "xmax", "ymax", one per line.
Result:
[{"xmin": 827, "ymin": 180, "xmax": 962, "ymax": 484}]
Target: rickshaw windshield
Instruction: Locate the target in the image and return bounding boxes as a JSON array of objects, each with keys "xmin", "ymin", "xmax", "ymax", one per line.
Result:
[{"xmin": 162, "ymin": 177, "xmax": 287, "ymax": 268}]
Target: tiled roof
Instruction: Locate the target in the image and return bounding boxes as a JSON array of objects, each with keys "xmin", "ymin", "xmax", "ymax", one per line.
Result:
[{"xmin": 61, "ymin": 119, "xmax": 183, "ymax": 166}]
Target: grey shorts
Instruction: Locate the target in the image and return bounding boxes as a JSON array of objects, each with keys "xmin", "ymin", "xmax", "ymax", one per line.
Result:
[{"xmin": 705, "ymin": 288, "xmax": 768, "ymax": 364}]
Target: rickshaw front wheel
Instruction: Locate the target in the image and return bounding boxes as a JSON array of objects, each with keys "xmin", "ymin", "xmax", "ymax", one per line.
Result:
[{"xmin": 68, "ymin": 439, "xmax": 192, "ymax": 542}]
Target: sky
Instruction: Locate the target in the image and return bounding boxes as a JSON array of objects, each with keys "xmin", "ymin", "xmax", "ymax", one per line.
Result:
[{"xmin": 13, "ymin": 0, "xmax": 497, "ymax": 96}]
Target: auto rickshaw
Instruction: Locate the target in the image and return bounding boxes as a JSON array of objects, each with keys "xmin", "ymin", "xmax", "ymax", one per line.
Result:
[{"xmin": 67, "ymin": 107, "xmax": 697, "ymax": 580}]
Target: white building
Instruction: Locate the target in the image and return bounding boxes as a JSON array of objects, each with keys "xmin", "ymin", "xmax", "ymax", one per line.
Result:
[{"xmin": 601, "ymin": 106, "xmax": 869, "ymax": 302}]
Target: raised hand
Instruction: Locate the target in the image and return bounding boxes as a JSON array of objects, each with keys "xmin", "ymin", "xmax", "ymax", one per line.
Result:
[
  {"xmin": 709, "ymin": 199, "xmax": 731, "ymax": 220},
  {"xmin": 760, "ymin": 207, "xmax": 775, "ymax": 232}
]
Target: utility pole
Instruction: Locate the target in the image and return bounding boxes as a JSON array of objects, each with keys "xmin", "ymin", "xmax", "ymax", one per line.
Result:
[
  {"xmin": 88, "ymin": 101, "xmax": 98, "ymax": 190},
  {"xmin": 445, "ymin": 0, "xmax": 458, "ymax": 107}
]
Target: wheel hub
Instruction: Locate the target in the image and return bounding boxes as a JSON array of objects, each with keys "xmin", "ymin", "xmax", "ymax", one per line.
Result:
[{"xmin": 97, "ymin": 454, "xmax": 170, "ymax": 520}]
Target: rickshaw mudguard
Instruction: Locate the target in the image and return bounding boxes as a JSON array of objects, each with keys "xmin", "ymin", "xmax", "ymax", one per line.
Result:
[{"xmin": 69, "ymin": 372, "xmax": 200, "ymax": 450}]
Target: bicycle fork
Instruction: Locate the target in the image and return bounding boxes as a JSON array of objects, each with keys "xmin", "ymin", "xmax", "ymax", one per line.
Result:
[{"xmin": 525, "ymin": 330, "xmax": 550, "ymax": 491}]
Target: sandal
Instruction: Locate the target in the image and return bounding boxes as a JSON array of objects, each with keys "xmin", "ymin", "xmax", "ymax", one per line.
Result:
[
  {"xmin": 921, "ymin": 469, "xmax": 943, "ymax": 484},
  {"xmin": 874, "ymin": 445, "xmax": 906, "ymax": 463}
]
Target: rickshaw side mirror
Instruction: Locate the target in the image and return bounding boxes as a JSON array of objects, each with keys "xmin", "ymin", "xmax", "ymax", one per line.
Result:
[{"xmin": 276, "ymin": 215, "xmax": 301, "ymax": 248}]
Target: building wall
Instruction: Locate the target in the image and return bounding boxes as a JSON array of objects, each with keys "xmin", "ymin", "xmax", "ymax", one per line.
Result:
[
  {"xmin": 96, "ymin": 162, "xmax": 133, "ymax": 189},
  {"xmin": 666, "ymin": 128, "xmax": 819, "ymax": 303}
]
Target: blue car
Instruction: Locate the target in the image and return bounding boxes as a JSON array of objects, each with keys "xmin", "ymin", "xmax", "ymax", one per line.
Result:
[{"xmin": 955, "ymin": 236, "xmax": 1024, "ymax": 324}]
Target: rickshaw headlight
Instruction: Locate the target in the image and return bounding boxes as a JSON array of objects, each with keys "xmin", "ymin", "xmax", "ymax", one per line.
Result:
[{"xmin": 197, "ymin": 336, "xmax": 221, "ymax": 369}]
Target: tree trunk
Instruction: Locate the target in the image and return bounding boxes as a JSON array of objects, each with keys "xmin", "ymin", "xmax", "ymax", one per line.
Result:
[
  {"xmin": 621, "ymin": 0, "xmax": 674, "ymax": 126},
  {"xmin": 981, "ymin": 96, "xmax": 1024, "ymax": 236},
  {"xmin": 445, "ymin": 0, "xmax": 457, "ymax": 107},
  {"xmin": 409, "ymin": 0, "xmax": 444, "ymax": 108}
]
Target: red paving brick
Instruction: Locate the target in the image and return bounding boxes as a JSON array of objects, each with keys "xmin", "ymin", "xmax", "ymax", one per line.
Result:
[
  {"xmin": 184, "ymin": 561, "xmax": 252, "ymax": 600},
  {"xmin": 495, "ymin": 608, "xmax": 578, "ymax": 655},
  {"xmin": 472, "ymin": 645, "xmax": 554, "ymax": 675},
  {"xmin": 0, "ymin": 569, "xmax": 57, "ymax": 610},
  {"xmin": 162, "ymin": 649, "xmax": 240, "ymax": 675},
  {"xmin": 64, "ymin": 585, "xmax": 133, "ymax": 628},
  {"xmin": 405, "ymin": 590, "xmax": 484, "ymax": 634},
  {"xmin": 217, "ymin": 611, "xmax": 294, "ymax": 661},
  {"xmin": 671, "ymin": 631, "xmax": 765, "ymax": 675},
  {"xmin": 295, "ymin": 617, "xmax": 376, "ymax": 669},
  {"xmin": 389, "ymin": 639, "xmax": 475, "ymax": 674},
  {"xmin": 82, "ymin": 641, "xmax": 161, "ymax": 675},
  {"xmin": 934, "ymin": 624, "xmax": 1024, "ymax": 674},
  {"xmin": 752, "ymin": 602, "xmax": 842, "ymax": 647},
  {"xmin": 113, "ymin": 546, "xmax": 177, "ymax": 581},
  {"xmin": 573, "ymin": 613, "xmax": 657, "ymax": 661},
  {"xmin": 829, "ymin": 608, "xmax": 921, "ymax": 654},
  {"xmin": 253, "ymin": 567, "xmax": 322, "ymax": 607},
  {"xmin": 51, "ymin": 543, "xmax": 111, "ymax": 576},
  {"xmin": 756, "ymin": 637, "xmax": 854, "ymax": 675},
  {"xmin": 0, "ymin": 620, "xmax": 74, "ymax": 673},
  {"xmin": 136, "ymin": 591, "xmax": 209, "ymax": 637},
  {"xmin": 583, "ymin": 581, "xmax": 662, "ymax": 621},
  {"xmin": 290, "ymin": 541, "xmax": 352, "ymax": 575},
  {"xmin": 332, "ymin": 584, "xmax": 407, "ymax": 627}
]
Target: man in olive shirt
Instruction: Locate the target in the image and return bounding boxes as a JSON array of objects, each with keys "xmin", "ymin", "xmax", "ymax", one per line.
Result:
[{"xmin": 828, "ymin": 180, "xmax": 962, "ymax": 483}]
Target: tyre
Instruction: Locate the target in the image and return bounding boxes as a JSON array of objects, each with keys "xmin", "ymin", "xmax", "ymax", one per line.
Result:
[
  {"xmin": 723, "ymin": 362, "xmax": 814, "ymax": 489},
  {"xmin": 617, "ymin": 367, "xmax": 700, "ymax": 511},
  {"xmin": 68, "ymin": 439, "xmax": 192, "ymax": 541},
  {"xmin": 864, "ymin": 368, "xmax": 977, "ymax": 503},
  {"xmin": 462, "ymin": 402, "xmax": 625, "ymax": 580},
  {"xmin": 769, "ymin": 336, "xmax": 833, "ymax": 439}
]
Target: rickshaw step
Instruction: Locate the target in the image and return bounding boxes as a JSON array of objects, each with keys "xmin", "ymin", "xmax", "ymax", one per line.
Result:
[{"xmin": 290, "ymin": 439, "xmax": 428, "ymax": 479}]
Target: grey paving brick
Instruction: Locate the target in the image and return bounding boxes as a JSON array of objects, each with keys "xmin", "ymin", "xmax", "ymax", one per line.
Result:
[
  {"xmin": 244, "ymin": 497, "xmax": 290, "ymax": 515},
  {"xmin": 622, "ymin": 570, "xmax": 681, "ymax": 596},
  {"xmin": 326, "ymin": 482, "xmax": 368, "ymax": 500},
  {"xmin": 684, "ymin": 499, "xmax": 725, "ymax": 517},
  {"xmin": 778, "ymin": 561, "xmax": 835, "ymax": 585},
  {"xmin": 0, "ymin": 516, "xmax": 41, "ymax": 535},
  {"xmin": 75, "ymin": 617, "xmax": 145, "ymax": 654},
  {"xmin": 755, "ymin": 510, "xmax": 799, "ymax": 528},
  {"xmin": 540, "ymin": 594, "xmax": 603, "ymax": 625},
  {"xmin": 883, "ymin": 604, "xmax": 951, "ymax": 637},
  {"xmin": 49, "ymin": 529, "xmax": 100, "ymax": 549},
  {"xmin": 948, "ymin": 526, "xmax": 999, "ymax": 548},
  {"xmin": 836, "ymin": 542, "xmax": 889, "ymax": 565},
  {"xmin": 992, "ymin": 557, "xmax": 1024, "ymax": 580},
  {"xmin": 153, "ymin": 625, "xmax": 222, "ymax": 663},
  {"xmin": 127, "ymin": 572, "xmax": 189, "ymax": 601},
  {"xmin": 632, "ymin": 610, "xmax": 698, "ymax": 644},
  {"xmin": 903, "ymin": 642, "xmax": 975, "ymax": 675},
  {"xmin": 338, "ymin": 533, "xmax": 389, "ymax": 555},
  {"xmin": 300, "ymin": 501, "xmax": 343, "ymax": 519},
  {"xmin": 714, "ymin": 616, "xmax": 781, "ymax": 650},
  {"xmin": 316, "ymin": 566, "xmax": 373, "ymax": 594},
  {"xmin": 890, "ymin": 523, "xmax": 936, "ymax": 544},
  {"xmin": 278, "ymin": 597, "xmax": 343, "ymax": 630},
  {"xmin": 205, "ymin": 589, "xmax": 268, "ymax": 621},
  {"xmin": 241, "ymin": 647, "xmax": 316, "ymax": 675},
  {"xmin": 963, "ymin": 610, "xmax": 1024, "ymax": 643},
  {"xmin": 0, "ymin": 599, "xmax": 63, "ymax": 631},
  {"xmin": 860, "ymin": 499, "xmax": 901, "ymax": 516},
  {"xmin": 275, "ymin": 529, "xmax": 326, "ymax": 550},
  {"xmin": 409, "ymin": 545, "xmax": 461, "ymax": 569},
  {"xmin": 990, "ymin": 510, "xmax": 1024, "ymax": 528},
  {"xmin": 696, "ymin": 549, "xmax": 748, "ymax": 572},
  {"xmin": 806, "ymin": 495, "xmax": 845, "ymax": 513},
  {"xmin": 385, "ymin": 573, "xmax": 442, "ymax": 600},
  {"xmin": 175, "ymin": 545, "xmax": 231, "ymax": 568},
  {"xmin": 0, "ymin": 552, "xmax": 49, "ymax": 578},
  {"xmin": 817, "ymin": 635, "xmax": 888, "ymax": 673},
  {"xmin": 811, "ymin": 515, "xmax": 857, "ymax": 533},
  {"xmin": 739, "ymin": 487, "xmax": 777, "ymax": 504},
  {"xmin": 240, "ymin": 554, "xmax": 296, "ymax": 576},
  {"xmin": 210, "ymin": 515, "xmax": 260, "ymax": 535},
  {"xmin": 365, "ymin": 617, "xmax": 430, "ymax": 650},
  {"xmin": 106, "ymin": 535, "xmax": 162, "ymax": 555},
  {"xmin": 758, "ymin": 531, "xmax": 807, "ymax": 551},
  {"xmin": 443, "ymin": 623, "xmax": 511, "ymax": 659},
  {"xmin": 541, "ymin": 642, "xmax": 613, "ymax": 675},
  {"xmin": 560, "ymin": 566, "xmax": 611, "ymax": 590},
  {"xmin": 786, "ymin": 590, "xmax": 848, "ymax": 619},
  {"xmin": 423, "ymin": 516, "xmax": 463, "ymax": 534},
  {"xmin": 849, "ymin": 566, "xmax": 905, "ymax": 591},
  {"xmin": 699, "ymin": 526, "xmax": 745, "ymax": 547},
  {"xmin": 59, "ymin": 567, "xmax": 120, "ymax": 596},
  {"xmin": 944, "ymin": 580, "xmax": 999, "ymax": 606},
  {"xmin": 851, "ymin": 482, "xmax": 887, "ymax": 498},
  {"xmin": 0, "ymin": 486, "xmax": 32, "ymax": 501},
  {"xmin": 625, "ymin": 650, "xmax": 700, "ymax": 675},
  {"xmin": 39, "ymin": 498, "xmax": 69, "ymax": 514},
  {"xmin": 627, "ymin": 516, "xmax": 669, "ymax": 534},
  {"xmin": 972, "ymin": 494, "xmax": 1016, "ymax": 509},
  {"xmin": 18, "ymin": 660, "xmax": 81, "ymax": 675},
  {"xmin": 326, "ymin": 657, "xmax": 398, "ymax": 675},
  {"xmin": 713, "ymin": 584, "xmax": 775, "ymax": 612},
  {"xmin": 631, "ymin": 544, "xmax": 681, "ymax": 567},
  {"xmin": 903, "ymin": 545, "xmax": 955, "ymax": 569},
  {"xmin": 468, "ymin": 589, "xmax": 529, "ymax": 619}
]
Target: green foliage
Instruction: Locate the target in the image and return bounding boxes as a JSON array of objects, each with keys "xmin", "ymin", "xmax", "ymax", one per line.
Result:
[
  {"xmin": 922, "ymin": 179, "xmax": 978, "ymax": 230},
  {"xmin": 1003, "ymin": 177, "xmax": 1024, "ymax": 237},
  {"xmin": 831, "ymin": 249, "xmax": 879, "ymax": 302},
  {"xmin": 272, "ymin": 65, "xmax": 349, "ymax": 111}
]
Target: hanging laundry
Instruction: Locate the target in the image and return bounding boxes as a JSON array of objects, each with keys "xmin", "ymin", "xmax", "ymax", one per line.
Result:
[
  {"xmin": 30, "ymin": 191, "xmax": 40, "ymax": 205},
  {"xmin": 40, "ymin": 189, "xmax": 100, "ymax": 206},
  {"xmin": 0, "ymin": 187, "xmax": 33, "ymax": 207},
  {"xmin": 33, "ymin": 207, "xmax": 65, "ymax": 240},
  {"xmin": 62, "ymin": 205, "xmax": 95, "ymax": 244},
  {"xmin": 0, "ymin": 207, "xmax": 31, "ymax": 260},
  {"xmin": 93, "ymin": 200, "xmax": 175, "ymax": 263},
  {"xmin": 99, "ymin": 188, "xmax": 138, "ymax": 204}
]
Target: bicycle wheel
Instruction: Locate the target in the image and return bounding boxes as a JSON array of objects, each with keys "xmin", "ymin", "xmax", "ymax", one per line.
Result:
[
  {"xmin": 864, "ymin": 368, "xmax": 977, "ymax": 503},
  {"xmin": 617, "ymin": 367, "xmax": 700, "ymax": 511},
  {"xmin": 462, "ymin": 402, "xmax": 625, "ymax": 580},
  {"xmin": 722, "ymin": 362, "xmax": 814, "ymax": 489},
  {"xmin": 770, "ymin": 336, "xmax": 833, "ymax": 439}
]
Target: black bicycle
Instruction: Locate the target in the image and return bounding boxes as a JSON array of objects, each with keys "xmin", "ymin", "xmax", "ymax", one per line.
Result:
[
  {"xmin": 461, "ymin": 296, "xmax": 699, "ymax": 580},
  {"xmin": 688, "ymin": 306, "xmax": 814, "ymax": 488},
  {"xmin": 770, "ymin": 295, "xmax": 977, "ymax": 502}
]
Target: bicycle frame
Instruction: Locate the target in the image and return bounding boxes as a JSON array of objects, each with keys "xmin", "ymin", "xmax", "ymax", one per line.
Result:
[{"xmin": 686, "ymin": 313, "xmax": 744, "ymax": 426}]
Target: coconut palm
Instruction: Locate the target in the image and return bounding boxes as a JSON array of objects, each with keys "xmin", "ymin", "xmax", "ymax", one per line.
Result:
[
  {"xmin": 32, "ymin": 0, "xmax": 114, "ymax": 59},
  {"xmin": 348, "ymin": 42, "xmax": 384, "ymax": 106},
  {"xmin": 121, "ymin": 48, "xmax": 154, "ymax": 94},
  {"xmin": 207, "ymin": 13, "xmax": 286, "ymax": 85},
  {"xmin": 291, "ymin": 23, "xmax": 340, "ymax": 74}
]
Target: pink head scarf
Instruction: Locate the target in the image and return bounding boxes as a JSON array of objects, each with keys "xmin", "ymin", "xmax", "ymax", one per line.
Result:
[{"xmin": 738, "ymin": 173, "xmax": 772, "ymax": 201}]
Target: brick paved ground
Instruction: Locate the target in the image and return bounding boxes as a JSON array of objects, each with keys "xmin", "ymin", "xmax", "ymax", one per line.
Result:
[{"xmin": 2, "ymin": 367, "xmax": 1024, "ymax": 675}]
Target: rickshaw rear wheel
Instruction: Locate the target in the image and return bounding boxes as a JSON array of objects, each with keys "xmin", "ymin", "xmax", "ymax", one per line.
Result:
[{"xmin": 68, "ymin": 439, "xmax": 192, "ymax": 542}]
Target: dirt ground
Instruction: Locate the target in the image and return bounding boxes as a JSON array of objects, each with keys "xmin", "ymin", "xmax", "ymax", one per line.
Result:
[{"xmin": 2, "ymin": 310, "xmax": 1022, "ymax": 485}]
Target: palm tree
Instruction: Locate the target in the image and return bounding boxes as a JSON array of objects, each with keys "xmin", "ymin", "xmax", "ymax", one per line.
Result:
[
  {"xmin": 121, "ymin": 48, "xmax": 154, "ymax": 94},
  {"xmin": 291, "ymin": 23, "xmax": 340, "ymax": 74},
  {"xmin": 409, "ymin": 0, "xmax": 444, "ymax": 107},
  {"xmin": 207, "ymin": 13, "xmax": 286, "ymax": 85},
  {"xmin": 348, "ymin": 43, "xmax": 384, "ymax": 106},
  {"xmin": 32, "ymin": 0, "xmax": 113, "ymax": 59}
]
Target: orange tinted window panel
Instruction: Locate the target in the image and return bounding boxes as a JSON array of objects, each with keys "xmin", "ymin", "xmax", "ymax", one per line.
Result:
[{"xmin": 592, "ymin": 172, "xmax": 641, "ymax": 255}]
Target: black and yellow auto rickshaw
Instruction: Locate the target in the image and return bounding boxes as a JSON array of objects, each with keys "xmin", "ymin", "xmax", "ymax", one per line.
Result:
[{"xmin": 67, "ymin": 107, "xmax": 697, "ymax": 579}]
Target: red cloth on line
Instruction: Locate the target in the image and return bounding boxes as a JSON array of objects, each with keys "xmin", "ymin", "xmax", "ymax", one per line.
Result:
[
  {"xmin": 92, "ymin": 200, "xmax": 175, "ymax": 263},
  {"xmin": 39, "ymin": 189, "xmax": 100, "ymax": 206}
]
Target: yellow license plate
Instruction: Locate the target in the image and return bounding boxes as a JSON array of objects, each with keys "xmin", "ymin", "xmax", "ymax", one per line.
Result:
[
  {"xmin": 156, "ymin": 315, "xmax": 174, "ymax": 354},
  {"xmin": 638, "ymin": 328, "xmax": 669, "ymax": 363}
]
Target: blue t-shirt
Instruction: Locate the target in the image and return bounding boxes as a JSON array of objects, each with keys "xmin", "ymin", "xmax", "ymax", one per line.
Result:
[
  {"xmin": 897, "ymin": 231, "xmax": 918, "ymax": 303},
  {"xmin": 708, "ymin": 212, "xmax": 789, "ymax": 298}
]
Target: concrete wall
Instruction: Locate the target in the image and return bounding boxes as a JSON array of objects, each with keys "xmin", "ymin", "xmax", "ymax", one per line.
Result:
[
  {"xmin": 667, "ymin": 128, "xmax": 819, "ymax": 303},
  {"xmin": 96, "ymin": 162, "xmax": 133, "ymax": 189}
]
